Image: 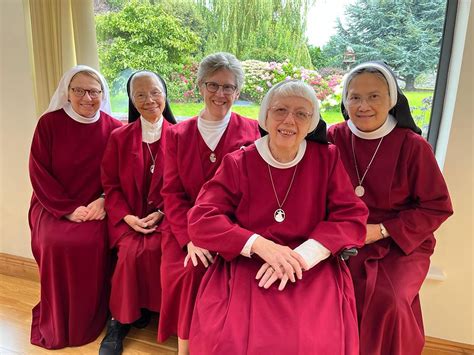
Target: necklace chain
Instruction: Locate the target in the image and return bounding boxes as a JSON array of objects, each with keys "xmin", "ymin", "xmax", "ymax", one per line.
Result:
[
  {"xmin": 146, "ymin": 143, "xmax": 156, "ymax": 167},
  {"xmin": 267, "ymin": 164, "xmax": 298, "ymax": 208},
  {"xmin": 351, "ymin": 134, "xmax": 384, "ymax": 186}
]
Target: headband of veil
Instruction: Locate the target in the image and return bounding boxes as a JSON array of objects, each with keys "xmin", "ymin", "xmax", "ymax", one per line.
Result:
[
  {"xmin": 44, "ymin": 65, "xmax": 112, "ymax": 115},
  {"xmin": 341, "ymin": 60, "xmax": 421, "ymax": 134},
  {"xmin": 126, "ymin": 70, "xmax": 176, "ymax": 124}
]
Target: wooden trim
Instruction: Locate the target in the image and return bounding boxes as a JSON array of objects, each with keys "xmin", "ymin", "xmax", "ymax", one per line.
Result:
[
  {"xmin": 424, "ymin": 336, "xmax": 474, "ymax": 354},
  {"xmin": 1, "ymin": 253, "xmax": 473, "ymax": 353},
  {"xmin": 0, "ymin": 253, "xmax": 39, "ymax": 282}
]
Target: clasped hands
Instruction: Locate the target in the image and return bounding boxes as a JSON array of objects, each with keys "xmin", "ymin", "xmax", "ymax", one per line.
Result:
[
  {"xmin": 253, "ymin": 236, "xmax": 308, "ymax": 291},
  {"xmin": 123, "ymin": 211, "xmax": 164, "ymax": 234},
  {"xmin": 65, "ymin": 197, "xmax": 106, "ymax": 223}
]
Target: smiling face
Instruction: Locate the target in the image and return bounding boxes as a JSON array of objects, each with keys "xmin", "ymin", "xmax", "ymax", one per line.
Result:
[
  {"xmin": 199, "ymin": 69, "xmax": 240, "ymax": 121},
  {"xmin": 131, "ymin": 74, "xmax": 166, "ymax": 123},
  {"xmin": 68, "ymin": 72, "xmax": 103, "ymax": 118},
  {"xmin": 345, "ymin": 72, "xmax": 391, "ymax": 132},
  {"xmin": 266, "ymin": 95, "xmax": 312, "ymax": 162}
]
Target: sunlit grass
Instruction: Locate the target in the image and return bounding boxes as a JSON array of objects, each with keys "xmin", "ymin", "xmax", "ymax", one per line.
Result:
[{"xmin": 110, "ymin": 90, "xmax": 433, "ymax": 128}]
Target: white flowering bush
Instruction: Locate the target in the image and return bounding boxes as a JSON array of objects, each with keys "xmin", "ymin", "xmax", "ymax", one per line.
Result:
[{"xmin": 241, "ymin": 59, "xmax": 343, "ymax": 110}]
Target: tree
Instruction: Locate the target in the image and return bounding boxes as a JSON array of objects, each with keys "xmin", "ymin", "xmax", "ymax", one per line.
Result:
[
  {"xmin": 307, "ymin": 45, "xmax": 332, "ymax": 69},
  {"xmin": 95, "ymin": 0, "xmax": 200, "ymax": 91},
  {"xmin": 323, "ymin": 0, "xmax": 446, "ymax": 90},
  {"xmin": 194, "ymin": 0, "xmax": 314, "ymax": 67}
]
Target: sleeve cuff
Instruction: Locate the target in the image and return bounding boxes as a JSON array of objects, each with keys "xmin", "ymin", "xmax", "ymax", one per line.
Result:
[
  {"xmin": 294, "ymin": 239, "xmax": 331, "ymax": 269},
  {"xmin": 240, "ymin": 233, "xmax": 260, "ymax": 257}
]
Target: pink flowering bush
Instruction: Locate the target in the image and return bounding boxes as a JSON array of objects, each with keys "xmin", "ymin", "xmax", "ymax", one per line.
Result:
[
  {"xmin": 167, "ymin": 59, "xmax": 344, "ymax": 110},
  {"xmin": 241, "ymin": 59, "xmax": 343, "ymax": 110},
  {"xmin": 167, "ymin": 62, "xmax": 200, "ymax": 103}
]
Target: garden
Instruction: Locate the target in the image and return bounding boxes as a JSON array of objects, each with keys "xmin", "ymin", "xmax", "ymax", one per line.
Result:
[{"xmin": 96, "ymin": 0, "xmax": 443, "ymax": 134}]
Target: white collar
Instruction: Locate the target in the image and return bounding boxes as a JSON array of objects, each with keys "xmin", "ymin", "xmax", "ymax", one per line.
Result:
[
  {"xmin": 198, "ymin": 110, "xmax": 231, "ymax": 127},
  {"xmin": 348, "ymin": 114, "xmax": 397, "ymax": 140},
  {"xmin": 140, "ymin": 115, "xmax": 163, "ymax": 143},
  {"xmin": 255, "ymin": 135, "xmax": 306, "ymax": 169},
  {"xmin": 63, "ymin": 102, "xmax": 100, "ymax": 124},
  {"xmin": 197, "ymin": 111, "xmax": 231, "ymax": 151}
]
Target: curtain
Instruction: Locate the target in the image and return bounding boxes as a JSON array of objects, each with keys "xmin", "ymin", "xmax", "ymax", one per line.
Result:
[{"xmin": 25, "ymin": 0, "xmax": 99, "ymax": 116}]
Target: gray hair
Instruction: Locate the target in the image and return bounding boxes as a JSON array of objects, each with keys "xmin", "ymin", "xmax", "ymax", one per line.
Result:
[
  {"xmin": 197, "ymin": 52, "xmax": 244, "ymax": 91},
  {"xmin": 258, "ymin": 80, "xmax": 320, "ymax": 133},
  {"xmin": 130, "ymin": 71, "xmax": 166, "ymax": 99},
  {"xmin": 342, "ymin": 62, "xmax": 397, "ymax": 108}
]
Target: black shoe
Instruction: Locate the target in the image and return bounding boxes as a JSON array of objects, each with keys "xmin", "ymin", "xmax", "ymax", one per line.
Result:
[
  {"xmin": 132, "ymin": 309, "xmax": 153, "ymax": 329},
  {"xmin": 99, "ymin": 319, "xmax": 131, "ymax": 355}
]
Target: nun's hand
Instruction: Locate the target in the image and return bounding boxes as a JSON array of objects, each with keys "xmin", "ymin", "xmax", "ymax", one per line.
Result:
[
  {"xmin": 365, "ymin": 224, "xmax": 384, "ymax": 244},
  {"xmin": 251, "ymin": 236, "xmax": 308, "ymax": 282},
  {"xmin": 65, "ymin": 206, "xmax": 89, "ymax": 223},
  {"xmin": 256, "ymin": 262, "xmax": 296, "ymax": 291},
  {"xmin": 142, "ymin": 211, "xmax": 164, "ymax": 228},
  {"xmin": 184, "ymin": 241, "xmax": 214, "ymax": 268},
  {"xmin": 124, "ymin": 215, "xmax": 156, "ymax": 234},
  {"xmin": 84, "ymin": 197, "xmax": 106, "ymax": 221}
]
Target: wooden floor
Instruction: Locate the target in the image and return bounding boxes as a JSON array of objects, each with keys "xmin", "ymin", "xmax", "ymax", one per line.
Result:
[
  {"xmin": 0, "ymin": 274, "xmax": 177, "ymax": 354},
  {"xmin": 1, "ymin": 272, "xmax": 472, "ymax": 354}
]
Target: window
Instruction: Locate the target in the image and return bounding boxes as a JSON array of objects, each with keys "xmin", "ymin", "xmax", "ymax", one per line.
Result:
[{"xmin": 94, "ymin": 0, "xmax": 454, "ymax": 145}]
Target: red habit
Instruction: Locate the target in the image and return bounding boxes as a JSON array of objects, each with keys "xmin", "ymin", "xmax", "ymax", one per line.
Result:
[
  {"xmin": 101, "ymin": 119, "xmax": 171, "ymax": 323},
  {"xmin": 328, "ymin": 122, "xmax": 453, "ymax": 355},
  {"xmin": 28, "ymin": 109, "xmax": 121, "ymax": 349},
  {"xmin": 187, "ymin": 142, "xmax": 368, "ymax": 355},
  {"xmin": 158, "ymin": 113, "xmax": 260, "ymax": 341}
]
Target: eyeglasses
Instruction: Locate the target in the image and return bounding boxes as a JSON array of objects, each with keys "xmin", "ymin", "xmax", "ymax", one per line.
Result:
[
  {"xmin": 133, "ymin": 90, "xmax": 164, "ymax": 103},
  {"xmin": 70, "ymin": 87, "xmax": 102, "ymax": 98},
  {"xmin": 204, "ymin": 82, "xmax": 237, "ymax": 95},
  {"xmin": 346, "ymin": 93, "xmax": 389, "ymax": 107},
  {"xmin": 268, "ymin": 106, "xmax": 313, "ymax": 121}
]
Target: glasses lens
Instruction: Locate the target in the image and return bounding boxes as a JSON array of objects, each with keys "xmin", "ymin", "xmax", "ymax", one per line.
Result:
[
  {"xmin": 223, "ymin": 85, "xmax": 236, "ymax": 94},
  {"xmin": 71, "ymin": 88, "xmax": 85, "ymax": 97},
  {"xmin": 89, "ymin": 90, "xmax": 101, "ymax": 98},
  {"xmin": 205, "ymin": 82, "xmax": 219, "ymax": 93}
]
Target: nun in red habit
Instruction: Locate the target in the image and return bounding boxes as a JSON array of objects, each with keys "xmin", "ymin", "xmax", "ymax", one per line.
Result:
[
  {"xmin": 28, "ymin": 65, "xmax": 122, "ymax": 349},
  {"xmin": 327, "ymin": 61, "xmax": 453, "ymax": 355},
  {"xmin": 158, "ymin": 52, "xmax": 260, "ymax": 354},
  {"xmin": 187, "ymin": 80, "xmax": 369, "ymax": 355},
  {"xmin": 99, "ymin": 71, "xmax": 176, "ymax": 355}
]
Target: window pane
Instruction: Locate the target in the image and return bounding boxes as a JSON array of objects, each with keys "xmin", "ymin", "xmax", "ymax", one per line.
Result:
[{"xmin": 94, "ymin": 0, "xmax": 450, "ymax": 137}]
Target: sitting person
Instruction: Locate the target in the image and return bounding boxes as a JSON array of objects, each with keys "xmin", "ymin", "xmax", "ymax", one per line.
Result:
[
  {"xmin": 158, "ymin": 52, "xmax": 260, "ymax": 355},
  {"xmin": 28, "ymin": 65, "xmax": 122, "ymax": 349},
  {"xmin": 99, "ymin": 70, "xmax": 176, "ymax": 355},
  {"xmin": 328, "ymin": 61, "xmax": 453, "ymax": 355},
  {"xmin": 187, "ymin": 80, "xmax": 369, "ymax": 354}
]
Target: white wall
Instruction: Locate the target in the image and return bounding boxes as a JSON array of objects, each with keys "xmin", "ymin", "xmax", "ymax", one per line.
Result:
[
  {"xmin": 0, "ymin": 0, "xmax": 36, "ymax": 258},
  {"xmin": 420, "ymin": 1, "xmax": 474, "ymax": 344}
]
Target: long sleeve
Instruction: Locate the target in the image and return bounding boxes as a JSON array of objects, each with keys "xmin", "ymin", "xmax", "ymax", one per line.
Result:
[
  {"xmin": 188, "ymin": 153, "xmax": 255, "ymax": 260},
  {"xmin": 29, "ymin": 118, "xmax": 82, "ymax": 218},
  {"xmin": 307, "ymin": 147, "xmax": 368, "ymax": 254},
  {"xmin": 161, "ymin": 127, "xmax": 196, "ymax": 248},
  {"xmin": 101, "ymin": 132, "xmax": 133, "ymax": 228},
  {"xmin": 383, "ymin": 137, "xmax": 453, "ymax": 255}
]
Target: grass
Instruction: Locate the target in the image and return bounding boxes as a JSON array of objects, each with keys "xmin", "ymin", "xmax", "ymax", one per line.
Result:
[{"xmin": 110, "ymin": 90, "xmax": 433, "ymax": 128}]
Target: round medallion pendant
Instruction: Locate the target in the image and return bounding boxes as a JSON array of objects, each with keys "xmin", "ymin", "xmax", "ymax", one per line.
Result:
[
  {"xmin": 209, "ymin": 152, "xmax": 217, "ymax": 163},
  {"xmin": 274, "ymin": 208, "xmax": 285, "ymax": 223},
  {"xmin": 355, "ymin": 185, "xmax": 365, "ymax": 197},
  {"xmin": 150, "ymin": 164, "xmax": 155, "ymax": 173}
]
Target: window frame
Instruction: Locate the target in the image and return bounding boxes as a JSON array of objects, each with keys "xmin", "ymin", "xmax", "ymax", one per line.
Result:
[{"xmin": 427, "ymin": 0, "xmax": 458, "ymax": 149}]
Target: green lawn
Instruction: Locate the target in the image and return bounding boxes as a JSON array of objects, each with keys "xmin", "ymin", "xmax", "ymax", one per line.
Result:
[{"xmin": 111, "ymin": 91, "xmax": 433, "ymax": 128}]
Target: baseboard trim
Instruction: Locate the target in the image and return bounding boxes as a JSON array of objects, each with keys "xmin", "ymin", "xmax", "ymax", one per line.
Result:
[
  {"xmin": 0, "ymin": 252, "xmax": 39, "ymax": 282},
  {"xmin": 424, "ymin": 336, "xmax": 474, "ymax": 354}
]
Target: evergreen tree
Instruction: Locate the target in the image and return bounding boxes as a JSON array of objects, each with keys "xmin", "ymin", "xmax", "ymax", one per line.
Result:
[{"xmin": 323, "ymin": 0, "xmax": 446, "ymax": 89}]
